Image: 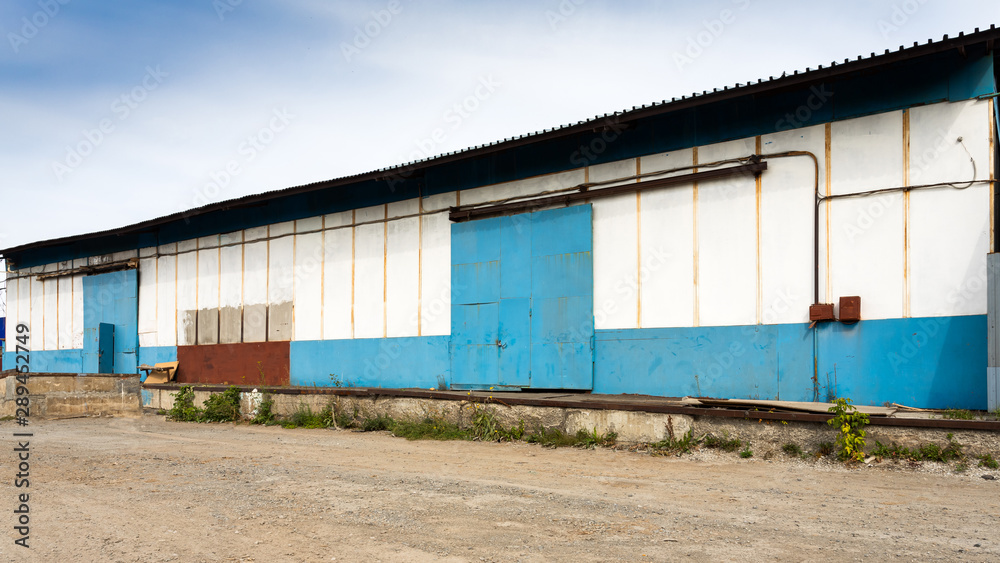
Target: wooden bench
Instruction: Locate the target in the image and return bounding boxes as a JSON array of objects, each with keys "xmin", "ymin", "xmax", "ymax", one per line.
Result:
[{"xmin": 138, "ymin": 361, "xmax": 179, "ymax": 384}]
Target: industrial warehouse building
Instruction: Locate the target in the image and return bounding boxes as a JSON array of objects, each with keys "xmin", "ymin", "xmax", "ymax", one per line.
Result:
[{"xmin": 3, "ymin": 29, "xmax": 999, "ymax": 409}]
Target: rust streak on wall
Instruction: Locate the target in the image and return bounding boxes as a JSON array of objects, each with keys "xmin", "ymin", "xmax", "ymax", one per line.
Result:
[{"xmin": 176, "ymin": 342, "xmax": 290, "ymax": 386}]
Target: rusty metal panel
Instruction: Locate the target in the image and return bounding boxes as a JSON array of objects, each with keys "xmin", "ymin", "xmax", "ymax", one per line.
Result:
[
  {"xmin": 809, "ymin": 303, "xmax": 834, "ymax": 321},
  {"xmin": 176, "ymin": 341, "xmax": 290, "ymax": 386},
  {"xmin": 839, "ymin": 296, "xmax": 861, "ymax": 322}
]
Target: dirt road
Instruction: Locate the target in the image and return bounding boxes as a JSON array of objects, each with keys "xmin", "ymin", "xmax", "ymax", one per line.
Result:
[{"xmin": 0, "ymin": 415, "xmax": 997, "ymax": 562}]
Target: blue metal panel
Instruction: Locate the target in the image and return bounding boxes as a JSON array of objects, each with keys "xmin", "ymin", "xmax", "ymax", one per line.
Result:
[
  {"xmin": 530, "ymin": 253, "xmax": 593, "ymax": 299},
  {"xmin": 82, "ymin": 270, "xmax": 139, "ymax": 374},
  {"xmin": 499, "ymin": 215, "xmax": 531, "ymax": 299},
  {"xmin": 527, "ymin": 205, "xmax": 593, "ymax": 389},
  {"xmin": 593, "ymin": 315, "xmax": 986, "ymax": 409},
  {"xmin": 450, "ymin": 303, "xmax": 499, "ymax": 386},
  {"xmin": 1, "ymin": 349, "xmax": 83, "ymax": 373},
  {"xmin": 449, "ymin": 204, "xmax": 595, "ymax": 390},
  {"xmin": 498, "ymin": 298, "xmax": 530, "ymax": 386},
  {"xmin": 290, "ymin": 336, "xmax": 451, "ymax": 389}
]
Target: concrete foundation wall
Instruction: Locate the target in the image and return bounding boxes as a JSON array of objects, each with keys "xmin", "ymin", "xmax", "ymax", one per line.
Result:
[{"xmin": 0, "ymin": 373, "xmax": 142, "ymax": 417}]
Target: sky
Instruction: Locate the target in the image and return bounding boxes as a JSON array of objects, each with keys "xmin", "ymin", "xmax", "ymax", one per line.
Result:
[{"xmin": 0, "ymin": 0, "xmax": 997, "ymax": 307}]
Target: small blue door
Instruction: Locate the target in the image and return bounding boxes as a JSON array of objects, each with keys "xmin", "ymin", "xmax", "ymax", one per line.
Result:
[
  {"xmin": 97, "ymin": 323, "xmax": 115, "ymax": 373},
  {"xmin": 450, "ymin": 204, "xmax": 594, "ymax": 389}
]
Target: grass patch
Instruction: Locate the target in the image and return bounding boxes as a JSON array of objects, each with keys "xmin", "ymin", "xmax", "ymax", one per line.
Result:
[
  {"xmin": 702, "ymin": 433, "xmax": 743, "ymax": 452},
  {"xmin": 942, "ymin": 408, "xmax": 976, "ymax": 420},
  {"xmin": 782, "ymin": 443, "xmax": 803, "ymax": 456},
  {"xmin": 979, "ymin": 453, "xmax": 999, "ymax": 469},
  {"xmin": 816, "ymin": 441, "xmax": 835, "ymax": 457},
  {"xmin": 469, "ymin": 404, "xmax": 524, "ymax": 442},
  {"xmin": 391, "ymin": 417, "xmax": 469, "ymax": 440},
  {"xmin": 650, "ymin": 429, "xmax": 699, "ymax": 456},
  {"xmin": 280, "ymin": 404, "xmax": 333, "ymax": 429},
  {"xmin": 872, "ymin": 434, "xmax": 965, "ymax": 463},
  {"xmin": 739, "ymin": 447, "xmax": 754, "ymax": 459}
]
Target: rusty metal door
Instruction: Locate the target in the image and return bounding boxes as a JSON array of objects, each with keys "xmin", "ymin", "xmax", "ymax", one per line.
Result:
[{"xmin": 450, "ymin": 204, "xmax": 593, "ymax": 390}]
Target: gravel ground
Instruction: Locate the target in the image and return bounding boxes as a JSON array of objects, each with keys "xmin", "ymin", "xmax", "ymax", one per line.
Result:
[{"xmin": 1, "ymin": 414, "xmax": 998, "ymax": 562}]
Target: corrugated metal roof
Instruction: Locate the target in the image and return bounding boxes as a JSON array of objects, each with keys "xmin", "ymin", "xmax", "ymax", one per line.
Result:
[{"xmin": 4, "ymin": 25, "xmax": 998, "ymax": 257}]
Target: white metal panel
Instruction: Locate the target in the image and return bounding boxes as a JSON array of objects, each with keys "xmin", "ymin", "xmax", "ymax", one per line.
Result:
[
  {"xmin": 18, "ymin": 277, "xmax": 30, "ymax": 337},
  {"xmin": 323, "ymin": 225, "xmax": 354, "ymax": 339},
  {"xmin": 156, "ymin": 255, "xmax": 177, "ymax": 347},
  {"xmin": 830, "ymin": 111, "xmax": 903, "ymax": 195},
  {"xmin": 198, "ymin": 235, "xmax": 219, "ymax": 249},
  {"xmin": 760, "ymin": 124, "xmax": 827, "ymax": 324},
  {"xmin": 293, "ymin": 232, "xmax": 324, "ymax": 341},
  {"xmin": 198, "ymin": 249, "xmax": 220, "ymax": 311},
  {"xmin": 420, "ymin": 211, "xmax": 451, "ymax": 336},
  {"xmin": 158, "ymin": 242, "xmax": 177, "ymax": 255},
  {"xmin": 43, "ymin": 278, "xmax": 58, "ymax": 351},
  {"xmin": 138, "ymin": 258, "xmax": 158, "ymax": 347},
  {"xmin": 176, "ymin": 251, "xmax": 199, "ymax": 345},
  {"xmin": 388, "ymin": 198, "xmax": 419, "ymax": 219},
  {"xmin": 637, "ymin": 149, "xmax": 696, "ymax": 328},
  {"xmin": 830, "ymin": 112, "xmax": 904, "ymax": 320},
  {"xmin": 71, "ymin": 275, "xmax": 83, "ymax": 348},
  {"xmin": 177, "ymin": 239, "xmax": 197, "ymax": 253},
  {"xmin": 698, "ymin": 138, "xmax": 758, "ymax": 327},
  {"xmin": 354, "ymin": 222, "xmax": 385, "ymax": 338},
  {"xmin": 139, "ymin": 246, "xmax": 156, "ymax": 258},
  {"xmin": 245, "ymin": 226, "xmax": 268, "ymax": 242},
  {"xmin": 459, "ymin": 170, "xmax": 585, "ymax": 207},
  {"xmin": 324, "ymin": 210, "xmax": 352, "ymax": 228},
  {"xmin": 386, "ymin": 216, "xmax": 420, "ymax": 337},
  {"xmin": 220, "ymin": 230, "xmax": 243, "ymax": 246},
  {"xmin": 243, "ymin": 242, "xmax": 268, "ymax": 306},
  {"xmin": 6, "ymin": 278, "xmax": 17, "ymax": 341},
  {"xmin": 219, "ymin": 245, "xmax": 243, "ymax": 308},
  {"xmin": 295, "ymin": 216, "xmax": 323, "ymax": 233},
  {"xmin": 268, "ymin": 236, "xmax": 295, "ymax": 340},
  {"xmin": 356, "ymin": 204, "xmax": 385, "ymax": 225},
  {"xmin": 593, "ymin": 192, "xmax": 639, "ymax": 330},
  {"xmin": 270, "ymin": 221, "xmax": 295, "ymax": 238},
  {"xmin": 423, "ymin": 192, "xmax": 457, "ymax": 212},
  {"xmin": 112, "ymin": 250, "xmax": 138, "ymax": 261},
  {"xmin": 30, "ymin": 276, "xmax": 44, "ymax": 350},
  {"xmin": 57, "ymin": 276, "xmax": 73, "ymax": 349},
  {"xmin": 243, "ymin": 241, "xmax": 268, "ymax": 342},
  {"xmin": 909, "ymin": 100, "xmax": 991, "ymax": 317}
]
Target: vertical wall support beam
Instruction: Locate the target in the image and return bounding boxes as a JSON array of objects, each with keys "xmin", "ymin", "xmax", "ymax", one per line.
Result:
[
  {"xmin": 902, "ymin": 109, "xmax": 911, "ymax": 318},
  {"xmin": 692, "ymin": 147, "xmax": 700, "ymax": 327},
  {"xmin": 988, "ymin": 252, "xmax": 1000, "ymax": 410},
  {"xmin": 755, "ymin": 135, "xmax": 762, "ymax": 325}
]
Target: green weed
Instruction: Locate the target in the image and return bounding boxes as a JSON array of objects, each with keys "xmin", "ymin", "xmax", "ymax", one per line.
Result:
[
  {"xmin": 702, "ymin": 433, "xmax": 743, "ymax": 452},
  {"xmin": 979, "ymin": 453, "xmax": 999, "ymax": 469},
  {"xmin": 942, "ymin": 408, "xmax": 976, "ymax": 420},
  {"xmin": 828, "ymin": 397, "xmax": 869, "ymax": 463},
  {"xmin": 782, "ymin": 443, "xmax": 803, "ymax": 456},
  {"xmin": 739, "ymin": 447, "xmax": 754, "ymax": 458}
]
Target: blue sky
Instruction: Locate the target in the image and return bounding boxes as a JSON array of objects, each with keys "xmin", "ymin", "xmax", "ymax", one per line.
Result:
[{"xmin": 0, "ymin": 0, "xmax": 996, "ymax": 259}]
